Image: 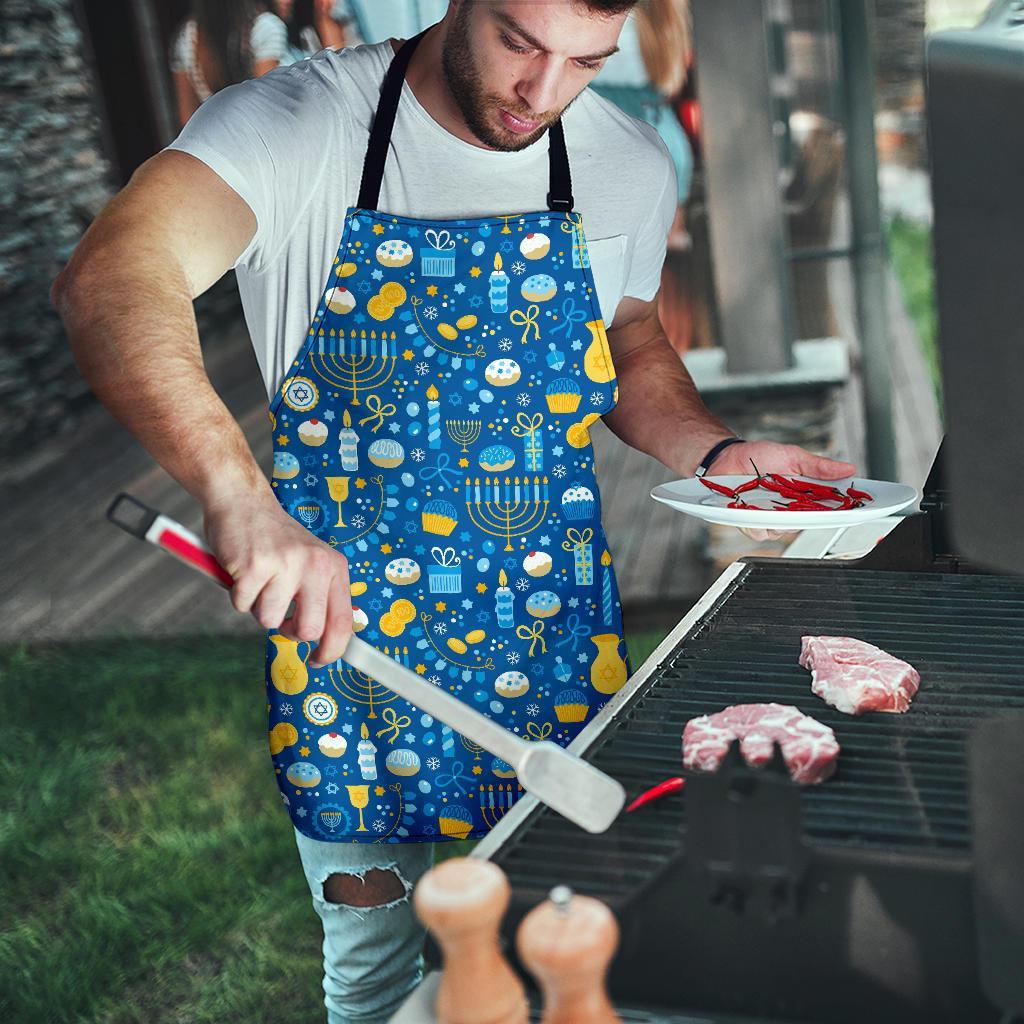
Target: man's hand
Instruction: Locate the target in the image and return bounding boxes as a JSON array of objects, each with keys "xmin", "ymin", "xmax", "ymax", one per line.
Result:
[
  {"xmin": 709, "ymin": 440, "xmax": 857, "ymax": 543},
  {"xmin": 204, "ymin": 492, "xmax": 353, "ymax": 667}
]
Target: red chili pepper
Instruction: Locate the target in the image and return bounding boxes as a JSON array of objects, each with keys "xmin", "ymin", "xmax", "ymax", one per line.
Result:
[
  {"xmin": 775, "ymin": 474, "xmax": 844, "ymax": 498},
  {"xmin": 626, "ymin": 776, "xmax": 686, "ymax": 812},
  {"xmin": 847, "ymin": 485, "xmax": 872, "ymax": 502},
  {"xmin": 782, "ymin": 498, "xmax": 833, "ymax": 511},
  {"xmin": 735, "ymin": 478, "xmax": 762, "ymax": 494},
  {"xmin": 699, "ymin": 477, "xmax": 737, "ymax": 498}
]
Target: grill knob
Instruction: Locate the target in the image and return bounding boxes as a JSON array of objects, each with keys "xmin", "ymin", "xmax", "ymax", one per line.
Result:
[
  {"xmin": 413, "ymin": 857, "xmax": 528, "ymax": 1024},
  {"xmin": 516, "ymin": 888, "xmax": 621, "ymax": 1023}
]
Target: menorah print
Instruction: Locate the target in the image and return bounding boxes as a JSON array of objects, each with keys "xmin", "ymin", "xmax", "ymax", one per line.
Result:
[
  {"xmin": 294, "ymin": 502, "xmax": 323, "ymax": 531},
  {"xmin": 479, "ymin": 783, "xmax": 523, "ymax": 829},
  {"xmin": 461, "ymin": 733, "xmax": 484, "ymax": 761},
  {"xmin": 317, "ymin": 808, "xmax": 346, "ymax": 834},
  {"xmin": 465, "ymin": 475, "xmax": 550, "ymax": 551},
  {"xmin": 326, "ymin": 645, "xmax": 409, "ymax": 718},
  {"xmin": 446, "ymin": 419, "xmax": 481, "ymax": 452},
  {"xmin": 309, "ymin": 332, "xmax": 397, "ymax": 406}
]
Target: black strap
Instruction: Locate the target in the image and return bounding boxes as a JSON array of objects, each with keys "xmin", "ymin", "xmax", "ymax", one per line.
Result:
[
  {"xmin": 357, "ymin": 30, "xmax": 574, "ymax": 214},
  {"xmin": 546, "ymin": 118, "xmax": 574, "ymax": 212},
  {"xmin": 695, "ymin": 437, "xmax": 745, "ymax": 478},
  {"xmin": 357, "ymin": 30, "xmax": 429, "ymax": 211}
]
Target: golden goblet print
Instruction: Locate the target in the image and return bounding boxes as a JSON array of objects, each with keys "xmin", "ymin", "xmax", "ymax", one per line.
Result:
[
  {"xmin": 326, "ymin": 476, "xmax": 350, "ymax": 527},
  {"xmin": 346, "ymin": 784, "xmax": 370, "ymax": 832}
]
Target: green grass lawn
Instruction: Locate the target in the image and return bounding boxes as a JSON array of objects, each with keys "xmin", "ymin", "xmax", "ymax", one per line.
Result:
[
  {"xmin": 0, "ymin": 630, "xmax": 665, "ymax": 1023},
  {"xmin": 887, "ymin": 215, "xmax": 942, "ymax": 412}
]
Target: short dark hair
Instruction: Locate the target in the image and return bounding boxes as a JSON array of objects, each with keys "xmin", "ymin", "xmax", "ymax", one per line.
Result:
[{"xmin": 575, "ymin": 0, "xmax": 640, "ymax": 14}]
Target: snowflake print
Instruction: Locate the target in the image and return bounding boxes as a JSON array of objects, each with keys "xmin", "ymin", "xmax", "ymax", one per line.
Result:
[
  {"xmin": 279, "ymin": 703, "xmax": 293, "ymax": 716},
  {"xmin": 590, "ymin": 392, "xmax": 604, "ymax": 406},
  {"xmin": 506, "ymin": 650, "xmax": 521, "ymax": 665},
  {"xmin": 516, "ymin": 392, "xmax": 531, "ymax": 407},
  {"xmin": 512, "ymin": 260, "xmax": 526, "ymax": 275},
  {"xmin": 424, "ymin": 306, "xmax": 439, "ymax": 320},
  {"xmin": 434, "ymin": 622, "xmax": 448, "ymax": 636},
  {"xmin": 427, "ymin": 757, "xmax": 440, "ymax": 770},
  {"xmin": 515, "ymin": 577, "xmax": 530, "ymax": 591},
  {"xmin": 416, "ymin": 361, "xmax": 430, "ymax": 375},
  {"xmin": 551, "ymin": 464, "xmax": 567, "ymax": 478},
  {"xmin": 372, "ymin": 819, "xmax": 386, "ymax": 832},
  {"xmin": 350, "ymin": 514, "xmax": 366, "ymax": 528},
  {"xmin": 498, "ymin": 338, "xmax": 513, "ymax": 352},
  {"xmin": 526, "ymin": 703, "xmax": 540, "ymax": 716},
  {"xmin": 428, "ymin": 674, "xmax": 442, "ymax": 686},
  {"xmin": 411, "ymin": 448, "xmax": 426, "ymax": 462}
]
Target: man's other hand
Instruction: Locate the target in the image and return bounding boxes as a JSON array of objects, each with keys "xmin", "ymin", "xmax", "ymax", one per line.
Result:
[{"xmin": 709, "ymin": 440, "xmax": 858, "ymax": 543}]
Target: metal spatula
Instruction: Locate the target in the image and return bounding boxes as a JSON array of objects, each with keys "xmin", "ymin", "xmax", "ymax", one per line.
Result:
[{"xmin": 107, "ymin": 493, "xmax": 625, "ymax": 834}]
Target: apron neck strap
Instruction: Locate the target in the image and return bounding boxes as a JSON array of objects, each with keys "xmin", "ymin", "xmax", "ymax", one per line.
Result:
[{"xmin": 357, "ymin": 29, "xmax": 575, "ymax": 214}]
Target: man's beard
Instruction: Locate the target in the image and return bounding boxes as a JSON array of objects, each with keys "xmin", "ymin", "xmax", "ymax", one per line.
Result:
[{"xmin": 440, "ymin": 6, "xmax": 562, "ymax": 151}]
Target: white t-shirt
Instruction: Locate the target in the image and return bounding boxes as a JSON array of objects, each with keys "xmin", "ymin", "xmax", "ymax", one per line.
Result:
[{"xmin": 167, "ymin": 40, "xmax": 677, "ymax": 400}]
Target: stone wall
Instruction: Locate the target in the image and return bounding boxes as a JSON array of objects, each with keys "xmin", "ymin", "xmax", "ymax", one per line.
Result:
[{"xmin": 0, "ymin": 0, "xmax": 116, "ymax": 464}]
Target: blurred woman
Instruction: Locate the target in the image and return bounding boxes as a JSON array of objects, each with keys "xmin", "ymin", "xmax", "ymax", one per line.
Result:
[
  {"xmin": 275, "ymin": 0, "xmax": 350, "ymax": 63},
  {"xmin": 170, "ymin": 1, "xmax": 289, "ymax": 128}
]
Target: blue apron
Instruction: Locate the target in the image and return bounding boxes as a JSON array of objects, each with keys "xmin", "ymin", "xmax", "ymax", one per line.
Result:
[{"xmin": 266, "ymin": 30, "xmax": 630, "ymax": 843}]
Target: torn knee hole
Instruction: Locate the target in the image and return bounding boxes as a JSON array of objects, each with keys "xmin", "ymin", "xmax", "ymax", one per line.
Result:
[{"xmin": 323, "ymin": 868, "xmax": 406, "ymax": 908}]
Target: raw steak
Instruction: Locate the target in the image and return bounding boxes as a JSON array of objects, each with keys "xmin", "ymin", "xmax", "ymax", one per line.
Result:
[
  {"xmin": 682, "ymin": 703, "xmax": 840, "ymax": 785},
  {"xmin": 799, "ymin": 635, "xmax": 920, "ymax": 716}
]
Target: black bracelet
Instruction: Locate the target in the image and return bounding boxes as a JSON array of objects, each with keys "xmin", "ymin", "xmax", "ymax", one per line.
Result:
[{"xmin": 694, "ymin": 437, "xmax": 745, "ymax": 478}]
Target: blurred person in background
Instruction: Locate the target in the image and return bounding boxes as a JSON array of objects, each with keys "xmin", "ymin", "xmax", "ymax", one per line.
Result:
[
  {"xmin": 592, "ymin": 0, "xmax": 693, "ymax": 230},
  {"xmin": 171, "ymin": 0, "xmax": 290, "ymax": 127},
  {"xmin": 275, "ymin": 0, "xmax": 351, "ymax": 63}
]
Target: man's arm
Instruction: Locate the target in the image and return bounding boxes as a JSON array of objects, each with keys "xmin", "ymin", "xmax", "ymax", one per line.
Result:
[
  {"xmin": 604, "ymin": 293, "xmax": 856, "ymax": 480},
  {"xmin": 51, "ymin": 150, "xmax": 353, "ymax": 664}
]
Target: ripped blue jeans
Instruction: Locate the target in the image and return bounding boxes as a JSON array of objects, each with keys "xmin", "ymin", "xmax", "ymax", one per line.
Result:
[{"xmin": 293, "ymin": 827, "xmax": 436, "ymax": 1024}]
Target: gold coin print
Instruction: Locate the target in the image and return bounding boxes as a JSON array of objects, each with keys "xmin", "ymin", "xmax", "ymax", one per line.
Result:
[
  {"xmin": 464, "ymin": 629, "xmax": 486, "ymax": 644},
  {"xmin": 350, "ymin": 581, "xmax": 368, "ymax": 597},
  {"xmin": 379, "ymin": 612, "xmax": 403, "ymax": 637},
  {"xmin": 437, "ymin": 323, "xmax": 458, "ymax": 341},
  {"xmin": 567, "ymin": 412, "xmax": 602, "ymax": 449},
  {"xmin": 446, "ymin": 638, "xmax": 468, "ymax": 655},
  {"xmin": 379, "ymin": 281, "xmax": 407, "ymax": 306},
  {"xmin": 367, "ymin": 295, "xmax": 396, "ymax": 321},
  {"xmin": 455, "ymin": 314, "xmax": 478, "ymax": 331},
  {"xmin": 336, "ymin": 262, "xmax": 358, "ymax": 278},
  {"xmin": 392, "ymin": 599, "xmax": 416, "ymax": 624}
]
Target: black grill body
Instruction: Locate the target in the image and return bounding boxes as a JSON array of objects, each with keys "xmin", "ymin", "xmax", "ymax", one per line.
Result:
[{"xmin": 485, "ymin": 559, "xmax": 1024, "ymax": 1023}]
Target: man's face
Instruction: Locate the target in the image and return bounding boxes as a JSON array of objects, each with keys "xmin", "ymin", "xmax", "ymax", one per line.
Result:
[{"xmin": 441, "ymin": 1, "xmax": 627, "ymax": 151}]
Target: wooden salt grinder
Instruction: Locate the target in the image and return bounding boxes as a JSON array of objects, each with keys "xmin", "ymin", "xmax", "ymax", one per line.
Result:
[
  {"xmin": 516, "ymin": 885, "xmax": 621, "ymax": 1024},
  {"xmin": 413, "ymin": 857, "xmax": 528, "ymax": 1024}
]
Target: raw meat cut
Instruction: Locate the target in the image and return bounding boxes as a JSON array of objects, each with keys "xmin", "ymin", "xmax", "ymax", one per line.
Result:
[
  {"xmin": 799, "ymin": 635, "xmax": 920, "ymax": 716},
  {"xmin": 682, "ymin": 703, "xmax": 840, "ymax": 785}
]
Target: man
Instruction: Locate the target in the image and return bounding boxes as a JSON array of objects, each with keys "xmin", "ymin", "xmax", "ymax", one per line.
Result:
[{"xmin": 53, "ymin": 2, "xmax": 855, "ymax": 1020}]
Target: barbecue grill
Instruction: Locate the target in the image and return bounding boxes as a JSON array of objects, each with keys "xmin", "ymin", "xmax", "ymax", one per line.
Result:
[
  {"xmin": 396, "ymin": 8, "xmax": 1024, "ymax": 1022},
  {"xmin": 471, "ymin": 448, "xmax": 1024, "ymax": 1022}
]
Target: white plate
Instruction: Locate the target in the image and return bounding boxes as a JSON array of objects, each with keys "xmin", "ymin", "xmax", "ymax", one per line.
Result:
[{"xmin": 650, "ymin": 476, "xmax": 920, "ymax": 530}]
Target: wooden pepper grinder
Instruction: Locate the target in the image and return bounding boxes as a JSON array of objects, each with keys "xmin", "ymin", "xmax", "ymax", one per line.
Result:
[
  {"xmin": 516, "ymin": 885, "xmax": 621, "ymax": 1024},
  {"xmin": 413, "ymin": 857, "xmax": 528, "ymax": 1024}
]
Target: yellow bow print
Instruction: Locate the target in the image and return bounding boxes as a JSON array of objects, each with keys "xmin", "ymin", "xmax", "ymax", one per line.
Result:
[
  {"xmin": 510, "ymin": 304, "xmax": 541, "ymax": 344},
  {"xmin": 511, "ymin": 412, "xmax": 543, "ymax": 439},
  {"xmin": 526, "ymin": 721, "xmax": 553, "ymax": 742},
  {"xmin": 358, "ymin": 394, "xmax": 397, "ymax": 432},
  {"xmin": 375, "ymin": 707, "xmax": 411, "ymax": 744},
  {"xmin": 516, "ymin": 620, "xmax": 547, "ymax": 657},
  {"xmin": 561, "ymin": 527, "xmax": 594, "ymax": 555}
]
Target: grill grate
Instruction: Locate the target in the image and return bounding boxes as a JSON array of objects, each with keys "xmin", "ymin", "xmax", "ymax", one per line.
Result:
[{"xmin": 493, "ymin": 563, "xmax": 1024, "ymax": 898}]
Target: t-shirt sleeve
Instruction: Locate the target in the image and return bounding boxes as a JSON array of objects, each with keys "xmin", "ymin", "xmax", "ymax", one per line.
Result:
[
  {"xmin": 622, "ymin": 135, "xmax": 678, "ymax": 302},
  {"xmin": 164, "ymin": 63, "xmax": 339, "ymax": 273},
  {"xmin": 251, "ymin": 11, "xmax": 289, "ymax": 63}
]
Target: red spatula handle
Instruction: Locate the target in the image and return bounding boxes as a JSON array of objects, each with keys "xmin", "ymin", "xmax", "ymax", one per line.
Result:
[{"xmin": 106, "ymin": 493, "xmax": 234, "ymax": 588}]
